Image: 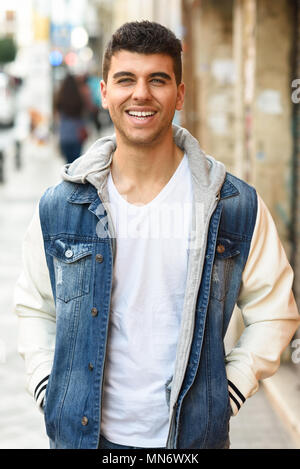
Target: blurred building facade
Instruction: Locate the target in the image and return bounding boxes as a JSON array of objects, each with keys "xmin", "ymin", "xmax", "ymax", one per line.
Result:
[{"xmin": 180, "ymin": 0, "xmax": 300, "ymax": 344}]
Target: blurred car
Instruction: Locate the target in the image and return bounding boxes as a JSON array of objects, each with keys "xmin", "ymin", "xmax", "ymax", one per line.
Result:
[{"xmin": 0, "ymin": 72, "xmax": 16, "ymax": 128}]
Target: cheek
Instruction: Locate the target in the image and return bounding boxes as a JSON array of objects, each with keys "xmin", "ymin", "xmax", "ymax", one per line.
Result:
[
  {"xmin": 106, "ymin": 89, "xmax": 132, "ymax": 109},
  {"xmin": 163, "ymin": 94, "xmax": 180, "ymax": 113}
]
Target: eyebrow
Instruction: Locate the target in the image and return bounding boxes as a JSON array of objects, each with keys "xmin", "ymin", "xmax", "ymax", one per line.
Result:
[{"xmin": 112, "ymin": 71, "xmax": 172, "ymax": 81}]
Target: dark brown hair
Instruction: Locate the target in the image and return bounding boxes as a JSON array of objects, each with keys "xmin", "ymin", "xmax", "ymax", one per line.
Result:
[
  {"xmin": 102, "ymin": 21, "xmax": 182, "ymax": 85},
  {"xmin": 55, "ymin": 74, "xmax": 84, "ymax": 118}
]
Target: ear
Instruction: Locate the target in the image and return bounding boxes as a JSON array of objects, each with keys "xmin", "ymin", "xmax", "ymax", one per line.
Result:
[
  {"xmin": 100, "ymin": 80, "xmax": 108, "ymax": 110},
  {"xmin": 175, "ymin": 82, "xmax": 185, "ymax": 111}
]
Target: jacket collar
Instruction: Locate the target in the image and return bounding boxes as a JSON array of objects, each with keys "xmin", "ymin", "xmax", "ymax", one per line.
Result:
[
  {"xmin": 64, "ymin": 124, "xmax": 239, "ymax": 204},
  {"xmin": 67, "ymin": 182, "xmax": 98, "ymax": 204},
  {"xmin": 66, "ymin": 173, "xmax": 240, "ymax": 204},
  {"xmin": 220, "ymin": 178, "xmax": 239, "ymax": 200}
]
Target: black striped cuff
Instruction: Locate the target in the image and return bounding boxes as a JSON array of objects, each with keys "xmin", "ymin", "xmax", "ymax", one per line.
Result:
[
  {"xmin": 228, "ymin": 379, "xmax": 245, "ymax": 413},
  {"xmin": 34, "ymin": 375, "xmax": 49, "ymax": 409}
]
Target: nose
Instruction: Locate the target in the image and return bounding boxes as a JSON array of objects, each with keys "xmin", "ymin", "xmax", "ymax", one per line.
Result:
[{"xmin": 132, "ymin": 79, "xmax": 152, "ymax": 101}]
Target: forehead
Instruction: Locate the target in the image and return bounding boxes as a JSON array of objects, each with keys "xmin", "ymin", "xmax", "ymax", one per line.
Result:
[{"xmin": 108, "ymin": 50, "xmax": 175, "ymax": 78}]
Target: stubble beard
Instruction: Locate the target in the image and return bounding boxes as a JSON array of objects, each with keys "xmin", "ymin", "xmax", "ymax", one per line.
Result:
[{"xmin": 112, "ymin": 112, "xmax": 174, "ymax": 149}]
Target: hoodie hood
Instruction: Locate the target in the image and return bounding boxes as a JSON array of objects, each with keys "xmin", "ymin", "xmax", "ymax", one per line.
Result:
[{"xmin": 61, "ymin": 124, "xmax": 226, "ymax": 198}]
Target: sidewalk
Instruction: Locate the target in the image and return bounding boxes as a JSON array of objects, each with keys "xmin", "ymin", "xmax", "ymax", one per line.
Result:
[
  {"xmin": 0, "ymin": 133, "xmax": 64, "ymax": 449},
  {"xmin": 230, "ymin": 369, "xmax": 300, "ymax": 449},
  {"xmin": 0, "ymin": 130, "xmax": 298, "ymax": 449},
  {"xmin": 261, "ymin": 362, "xmax": 300, "ymax": 448}
]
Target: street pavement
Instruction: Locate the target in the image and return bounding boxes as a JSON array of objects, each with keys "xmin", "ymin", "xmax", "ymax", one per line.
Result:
[{"xmin": 0, "ymin": 128, "xmax": 298, "ymax": 450}]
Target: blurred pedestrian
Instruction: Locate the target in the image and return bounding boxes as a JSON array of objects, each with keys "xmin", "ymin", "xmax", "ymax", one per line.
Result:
[
  {"xmin": 77, "ymin": 73, "xmax": 102, "ymax": 132},
  {"xmin": 54, "ymin": 73, "xmax": 88, "ymax": 164}
]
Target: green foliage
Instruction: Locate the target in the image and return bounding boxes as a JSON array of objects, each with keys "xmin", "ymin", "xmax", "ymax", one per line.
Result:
[{"xmin": 0, "ymin": 37, "xmax": 17, "ymax": 64}]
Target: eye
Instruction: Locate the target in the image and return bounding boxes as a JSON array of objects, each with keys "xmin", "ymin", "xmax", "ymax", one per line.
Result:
[
  {"xmin": 117, "ymin": 78, "xmax": 134, "ymax": 84},
  {"xmin": 150, "ymin": 78, "xmax": 165, "ymax": 84}
]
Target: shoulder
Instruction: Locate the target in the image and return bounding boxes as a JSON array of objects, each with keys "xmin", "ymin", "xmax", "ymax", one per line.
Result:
[
  {"xmin": 222, "ymin": 172, "xmax": 257, "ymax": 199},
  {"xmin": 221, "ymin": 172, "xmax": 257, "ymax": 211},
  {"xmin": 219, "ymin": 172, "xmax": 258, "ymax": 240},
  {"xmin": 38, "ymin": 181, "xmax": 74, "ymax": 234},
  {"xmin": 39, "ymin": 180, "xmax": 99, "ymax": 232},
  {"xmin": 39, "ymin": 180, "xmax": 76, "ymax": 211}
]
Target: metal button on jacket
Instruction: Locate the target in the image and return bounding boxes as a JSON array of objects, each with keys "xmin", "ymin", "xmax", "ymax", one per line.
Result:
[
  {"xmin": 95, "ymin": 254, "xmax": 104, "ymax": 263},
  {"xmin": 88, "ymin": 363, "xmax": 94, "ymax": 371},
  {"xmin": 65, "ymin": 249, "xmax": 73, "ymax": 258},
  {"xmin": 216, "ymin": 244, "xmax": 225, "ymax": 254},
  {"xmin": 91, "ymin": 307, "xmax": 98, "ymax": 317},
  {"xmin": 81, "ymin": 416, "xmax": 88, "ymax": 426}
]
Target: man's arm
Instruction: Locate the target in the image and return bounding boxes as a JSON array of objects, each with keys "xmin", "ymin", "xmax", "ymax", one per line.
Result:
[
  {"xmin": 225, "ymin": 193, "xmax": 300, "ymax": 415},
  {"xmin": 14, "ymin": 203, "xmax": 56, "ymax": 411}
]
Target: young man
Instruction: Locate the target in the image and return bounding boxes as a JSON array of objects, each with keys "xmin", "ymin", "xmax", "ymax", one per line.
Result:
[{"xmin": 14, "ymin": 21, "xmax": 299, "ymax": 449}]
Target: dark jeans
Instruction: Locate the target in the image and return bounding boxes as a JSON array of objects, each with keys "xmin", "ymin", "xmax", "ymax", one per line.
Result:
[
  {"xmin": 98, "ymin": 435, "xmax": 165, "ymax": 450},
  {"xmin": 60, "ymin": 141, "xmax": 82, "ymax": 164}
]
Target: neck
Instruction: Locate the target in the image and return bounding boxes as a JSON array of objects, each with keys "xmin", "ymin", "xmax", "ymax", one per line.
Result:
[{"xmin": 111, "ymin": 127, "xmax": 184, "ymax": 204}]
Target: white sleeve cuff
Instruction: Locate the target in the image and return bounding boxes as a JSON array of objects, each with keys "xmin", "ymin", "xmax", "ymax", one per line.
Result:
[
  {"xmin": 34, "ymin": 375, "xmax": 50, "ymax": 412},
  {"xmin": 226, "ymin": 362, "xmax": 258, "ymax": 416},
  {"xmin": 227, "ymin": 379, "xmax": 246, "ymax": 416}
]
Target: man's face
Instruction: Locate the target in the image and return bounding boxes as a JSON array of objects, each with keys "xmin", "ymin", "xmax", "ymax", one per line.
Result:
[{"xmin": 100, "ymin": 51, "xmax": 185, "ymax": 147}]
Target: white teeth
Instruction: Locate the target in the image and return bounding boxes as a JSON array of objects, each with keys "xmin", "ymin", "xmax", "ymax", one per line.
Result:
[{"xmin": 128, "ymin": 111, "xmax": 155, "ymax": 117}]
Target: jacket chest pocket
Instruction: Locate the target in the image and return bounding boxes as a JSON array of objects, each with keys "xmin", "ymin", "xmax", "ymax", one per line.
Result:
[
  {"xmin": 47, "ymin": 239, "xmax": 93, "ymax": 303},
  {"xmin": 210, "ymin": 237, "xmax": 240, "ymax": 302}
]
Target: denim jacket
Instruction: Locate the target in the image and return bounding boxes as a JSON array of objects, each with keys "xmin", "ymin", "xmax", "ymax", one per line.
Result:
[{"xmin": 14, "ymin": 126, "xmax": 300, "ymax": 449}]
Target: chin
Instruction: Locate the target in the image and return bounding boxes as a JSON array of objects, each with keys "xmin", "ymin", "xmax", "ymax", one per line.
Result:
[{"xmin": 123, "ymin": 128, "xmax": 168, "ymax": 147}]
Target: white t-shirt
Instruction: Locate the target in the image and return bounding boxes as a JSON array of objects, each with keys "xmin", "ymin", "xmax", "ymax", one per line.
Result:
[{"xmin": 101, "ymin": 154, "xmax": 193, "ymax": 447}]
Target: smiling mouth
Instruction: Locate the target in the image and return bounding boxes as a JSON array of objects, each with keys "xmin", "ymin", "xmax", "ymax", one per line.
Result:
[{"xmin": 126, "ymin": 110, "xmax": 157, "ymax": 121}]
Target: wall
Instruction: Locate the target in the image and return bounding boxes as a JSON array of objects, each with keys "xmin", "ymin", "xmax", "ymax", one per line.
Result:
[{"xmin": 182, "ymin": 0, "xmax": 235, "ymax": 171}]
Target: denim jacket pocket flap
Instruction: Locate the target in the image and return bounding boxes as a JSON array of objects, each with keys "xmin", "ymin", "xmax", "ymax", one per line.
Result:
[
  {"xmin": 46, "ymin": 239, "xmax": 93, "ymax": 303},
  {"xmin": 47, "ymin": 239, "xmax": 93, "ymax": 263},
  {"xmin": 214, "ymin": 237, "xmax": 240, "ymax": 260}
]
